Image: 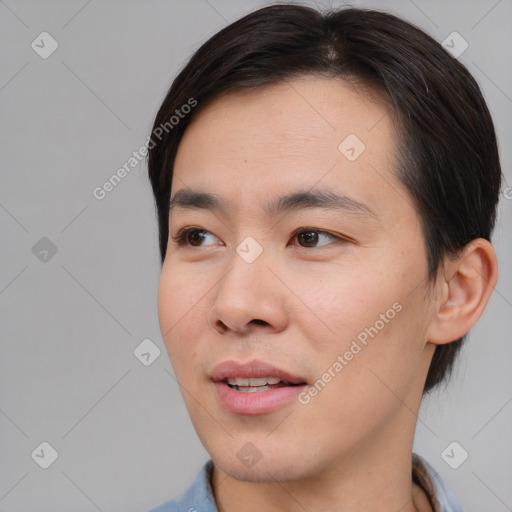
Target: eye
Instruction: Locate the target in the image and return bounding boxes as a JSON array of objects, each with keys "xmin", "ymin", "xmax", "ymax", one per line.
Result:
[
  {"xmin": 292, "ymin": 228, "xmax": 341, "ymax": 248},
  {"xmin": 171, "ymin": 226, "xmax": 345, "ymax": 249},
  {"xmin": 171, "ymin": 227, "xmax": 220, "ymax": 247}
]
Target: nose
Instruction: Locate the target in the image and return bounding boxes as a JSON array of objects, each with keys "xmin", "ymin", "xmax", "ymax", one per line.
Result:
[{"xmin": 207, "ymin": 249, "xmax": 290, "ymax": 336}]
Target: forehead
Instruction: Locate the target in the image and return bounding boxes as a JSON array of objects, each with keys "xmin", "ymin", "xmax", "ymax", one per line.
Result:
[
  {"xmin": 183, "ymin": 76, "xmax": 391, "ymax": 142},
  {"xmin": 172, "ymin": 76, "xmax": 405, "ymax": 219}
]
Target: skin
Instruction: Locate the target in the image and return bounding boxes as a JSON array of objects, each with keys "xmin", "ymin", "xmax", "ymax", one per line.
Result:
[{"xmin": 157, "ymin": 76, "xmax": 497, "ymax": 512}]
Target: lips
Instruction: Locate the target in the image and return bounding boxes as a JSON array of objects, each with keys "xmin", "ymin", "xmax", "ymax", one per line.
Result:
[
  {"xmin": 210, "ymin": 359, "xmax": 307, "ymax": 386},
  {"xmin": 210, "ymin": 360, "xmax": 308, "ymax": 415}
]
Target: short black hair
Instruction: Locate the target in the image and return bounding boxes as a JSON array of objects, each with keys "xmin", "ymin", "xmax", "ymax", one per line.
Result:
[{"xmin": 147, "ymin": 4, "xmax": 502, "ymax": 394}]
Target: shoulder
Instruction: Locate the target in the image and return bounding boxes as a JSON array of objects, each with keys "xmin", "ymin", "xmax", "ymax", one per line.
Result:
[
  {"xmin": 146, "ymin": 460, "xmax": 217, "ymax": 512},
  {"xmin": 412, "ymin": 453, "xmax": 464, "ymax": 512}
]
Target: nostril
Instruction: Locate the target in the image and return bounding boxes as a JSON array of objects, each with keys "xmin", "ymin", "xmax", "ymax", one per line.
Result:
[
  {"xmin": 218, "ymin": 320, "xmax": 229, "ymax": 331},
  {"xmin": 210, "ymin": 319, "xmax": 229, "ymax": 334},
  {"xmin": 210, "ymin": 318, "xmax": 269, "ymax": 334}
]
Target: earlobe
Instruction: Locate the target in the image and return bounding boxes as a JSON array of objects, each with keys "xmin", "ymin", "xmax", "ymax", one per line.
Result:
[{"xmin": 427, "ymin": 239, "xmax": 498, "ymax": 345}]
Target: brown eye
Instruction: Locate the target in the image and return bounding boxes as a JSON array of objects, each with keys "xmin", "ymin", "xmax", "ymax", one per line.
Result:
[
  {"xmin": 187, "ymin": 229, "xmax": 208, "ymax": 246},
  {"xmin": 172, "ymin": 228, "xmax": 219, "ymax": 247},
  {"xmin": 294, "ymin": 229, "xmax": 339, "ymax": 248},
  {"xmin": 297, "ymin": 230, "xmax": 319, "ymax": 247}
]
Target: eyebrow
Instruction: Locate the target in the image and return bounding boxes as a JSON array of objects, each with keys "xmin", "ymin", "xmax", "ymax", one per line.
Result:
[{"xmin": 168, "ymin": 188, "xmax": 377, "ymax": 218}]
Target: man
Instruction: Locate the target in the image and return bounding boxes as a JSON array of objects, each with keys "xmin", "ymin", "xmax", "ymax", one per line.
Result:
[{"xmin": 146, "ymin": 5, "xmax": 501, "ymax": 511}]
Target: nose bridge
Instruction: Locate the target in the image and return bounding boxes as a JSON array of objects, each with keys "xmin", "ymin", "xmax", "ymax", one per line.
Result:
[{"xmin": 208, "ymin": 242, "xmax": 288, "ymax": 334}]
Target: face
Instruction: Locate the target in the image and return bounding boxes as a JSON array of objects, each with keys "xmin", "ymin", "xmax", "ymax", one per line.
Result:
[{"xmin": 158, "ymin": 76, "xmax": 438, "ymax": 482}]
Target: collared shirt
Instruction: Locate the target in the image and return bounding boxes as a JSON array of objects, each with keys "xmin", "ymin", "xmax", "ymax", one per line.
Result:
[{"xmin": 148, "ymin": 453, "xmax": 463, "ymax": 512}]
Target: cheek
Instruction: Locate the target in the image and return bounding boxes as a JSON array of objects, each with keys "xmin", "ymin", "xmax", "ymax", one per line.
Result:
[
  {"xmin": 157, "ymin": 262, "xmax": 208, "ymax": 367},
  {"xmin": 293, "ymin": 257, "xmax": 429, "ymax": 385},
  {"xmin": 286, "ymin": 262, "xmax": 394, "ymax": 351},
  {"xmin": 295, "ymin": 289, "xmax": 427, "ymax": 440}
]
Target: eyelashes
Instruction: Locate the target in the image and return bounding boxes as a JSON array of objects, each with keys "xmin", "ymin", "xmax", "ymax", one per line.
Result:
[
  {"xmin": 170, "ymin": 226, "xmax": 348, "ymax": 249},
  {"xmin": 171, "ymin": 227, "xmax": 217, "ymax": 247}
]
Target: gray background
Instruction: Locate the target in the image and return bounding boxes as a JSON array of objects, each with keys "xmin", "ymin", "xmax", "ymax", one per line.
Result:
[{"xmin": 0, "ymin": 0, "xmax": 511, "ymax": 510}]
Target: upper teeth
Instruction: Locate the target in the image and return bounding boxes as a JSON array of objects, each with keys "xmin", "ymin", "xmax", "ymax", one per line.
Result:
[{"xmin": 226, "ymin": 377, "xmax": 282, "ymax": 386}]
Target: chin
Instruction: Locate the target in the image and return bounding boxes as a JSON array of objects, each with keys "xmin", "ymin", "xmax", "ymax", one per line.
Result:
[
  {"xmin": 208, "ymin": 443, "xmax": 322, "ymax": 483},
  {"xmin": 216, "ymin": 457, "xmax": 303, "ymax": 482}
]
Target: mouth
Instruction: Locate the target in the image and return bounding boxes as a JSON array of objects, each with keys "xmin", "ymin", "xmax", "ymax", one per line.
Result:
[
  {"xmin": 210, "ymin": 360, "xmax": 308, "ymax": 415},
  {"xmin": 224, "ymin": 376, "xmax": 305, "ymax": 393}
]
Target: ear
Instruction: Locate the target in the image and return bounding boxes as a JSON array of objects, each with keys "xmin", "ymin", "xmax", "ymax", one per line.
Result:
[{"xmin": 427, "ymin": 238, "xmax": 498, "ymax": 345}]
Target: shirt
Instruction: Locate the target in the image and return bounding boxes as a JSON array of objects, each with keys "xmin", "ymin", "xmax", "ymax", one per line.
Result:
[{"xmin": 148, "ymin": 453, "xmax": 463, "ymax": 512}]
